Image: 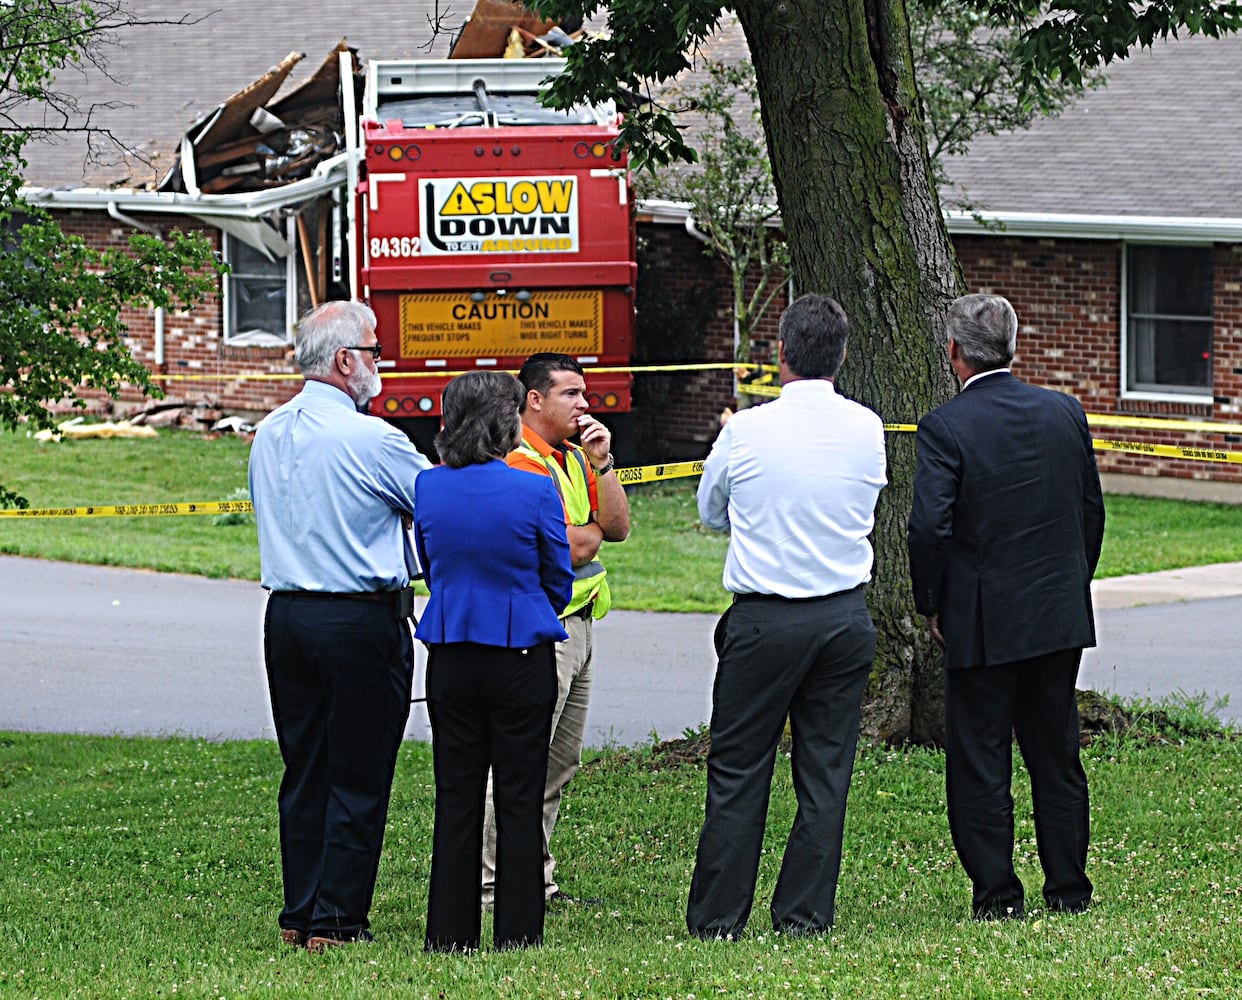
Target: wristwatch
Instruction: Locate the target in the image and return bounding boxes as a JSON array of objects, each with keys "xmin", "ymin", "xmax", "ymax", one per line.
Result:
[{"xmin": 593, "ymin": 453, "xmax": 615, "ymax": 476}]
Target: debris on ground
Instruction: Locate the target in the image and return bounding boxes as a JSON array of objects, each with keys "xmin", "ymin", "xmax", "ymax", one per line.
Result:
[{"xmin": 33, "ymin": 418, "xmax": 160, "ymax": 442}]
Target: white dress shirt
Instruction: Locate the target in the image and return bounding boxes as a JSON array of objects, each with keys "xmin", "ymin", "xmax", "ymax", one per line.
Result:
[
  {"xmin": 697, "ymin": 379, "xmax": 887, "ymax": 598},
  {"xmin": 962, "ymin": 367, "xmax": 1010, "ymax": 390}
]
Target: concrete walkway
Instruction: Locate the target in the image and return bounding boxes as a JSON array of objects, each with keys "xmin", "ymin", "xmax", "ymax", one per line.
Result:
[
  {"xmin": 2, "ymin": 555, "xmax": 1240, "ymax": 744},
  {"xmin": 1090, "ymin": 560, "xmax": 1242, "ymax": 609}
]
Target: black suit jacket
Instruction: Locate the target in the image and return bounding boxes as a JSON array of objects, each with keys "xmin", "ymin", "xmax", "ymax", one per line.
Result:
[{"xmin": 907, "ymin": 372, "xmax": 1105, "ymax": 670}]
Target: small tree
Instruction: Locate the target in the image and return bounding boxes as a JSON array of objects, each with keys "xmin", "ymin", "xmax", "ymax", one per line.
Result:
[
  {"xmin": 659, "ymin": 60, "xmax": 789, "ymax": 388},
  {"xmin": 1, "ymin": 1, "xmax": 222, "ymax": 507}
]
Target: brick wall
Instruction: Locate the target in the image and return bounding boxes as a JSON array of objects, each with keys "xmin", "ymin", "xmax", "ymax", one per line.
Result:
[
  {"xmin": 955, "ymin": 235, "xmax": 1242, "ymax": 485},
  {"xmin": 631, "ymin": 223, "xmax": 785, "ymax": 460},
  {"xmin": 47, "ymin": 208, "xmax": 1242, "ymax": 483},
  {"xmin": 55, "ymin": 210, "xmax": 301, "ymax": 421}
]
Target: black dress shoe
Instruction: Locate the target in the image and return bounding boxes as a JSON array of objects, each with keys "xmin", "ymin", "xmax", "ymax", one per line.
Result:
[
  {"xmin": 547, "ymin": 889, "xmax": 604, "ymax": 907},
  {"xmin": 973, "ymin": 901, "xmax": 1025, "ymax": 921},
  {"xmin": 1046, "ymin": 896, "xmax": 1092, "ymax": 914}
]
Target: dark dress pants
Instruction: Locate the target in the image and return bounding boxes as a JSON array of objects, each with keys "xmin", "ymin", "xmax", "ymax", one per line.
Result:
[
  {"xmin": 424, "ymin": 641, "xmax": 556, "ymax": 951},
  {"xmin": 944, "ymin": 647, "xmax": 1093, "ymax": 918},
  {"xmin": 686, "ymin": 588, "xmax": 876, "ymax": 938},
  {"xmin": 264, "ymin": 593, "xmax": 414, "ymax": 939}
]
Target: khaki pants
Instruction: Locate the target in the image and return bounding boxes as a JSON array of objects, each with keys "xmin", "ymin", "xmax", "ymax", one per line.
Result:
[{"xmin": 481, "ymin": 613, "xmax": 593, "ymax": 904}]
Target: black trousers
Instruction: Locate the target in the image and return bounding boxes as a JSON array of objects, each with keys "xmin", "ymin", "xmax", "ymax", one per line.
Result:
[
  {"xmin": 944, "ymin": 648, "xmax": 1092, "ymax": 918},
  {"xmin": 686, "ymin": 588, "xmax": 876, "ymax": 938},
  {"xmin": 424, "ymin": 641, "xmax": 556, "ymax": 951},
  {"xmin": 264, "ymin": 592, "xmax": 413, "ymax": 939}
]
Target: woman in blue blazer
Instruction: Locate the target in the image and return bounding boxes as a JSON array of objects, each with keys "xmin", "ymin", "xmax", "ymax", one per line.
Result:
[{"xmin": 414, "ymin": 370, "xmax": 572, "ymax": 952}]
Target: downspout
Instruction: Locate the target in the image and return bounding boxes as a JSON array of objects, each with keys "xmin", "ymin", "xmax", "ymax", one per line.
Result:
[
  {"xmin": 108, "ymin": 201, "xmax": 166, "ymax": 366},
  {"xmin": 341, "ymin": 48, "xmax": 360, "ymax": 302}
]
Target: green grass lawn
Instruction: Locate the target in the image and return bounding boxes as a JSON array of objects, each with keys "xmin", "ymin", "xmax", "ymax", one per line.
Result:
[
  {"xmin": 1, "ymin": 725, "xmax": 1238, "ymax": 998},
  {"xmin": 4, "ymin": 429, "xmax": 1241, "ymax": 996},
  {"xmin": 4, "ymin": 429, "xmax": 1242, "ymax": 611}
]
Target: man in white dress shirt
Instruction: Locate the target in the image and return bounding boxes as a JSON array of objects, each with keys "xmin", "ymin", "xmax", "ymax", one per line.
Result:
[{"xmin": 686, "ymin": 292, "xmax": 888, "ymax": 939}]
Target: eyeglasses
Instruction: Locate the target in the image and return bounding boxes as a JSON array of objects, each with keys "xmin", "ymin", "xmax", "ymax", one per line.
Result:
[{"xmin": 344, "ymin": 344, "xmax": 382, "ymax": 359}]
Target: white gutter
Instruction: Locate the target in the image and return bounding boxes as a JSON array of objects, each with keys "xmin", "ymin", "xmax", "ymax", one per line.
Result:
[
  {"xmin": 940, "ymin": 210, "xmax": 1242, "ymax": 243},
  {"xmin": 20, "ymin": 152, "xmax": 349, "ymax": 220},
  {"xmin": 641, "ymin": 200, "xmax": 1242, "ymax": 244}
]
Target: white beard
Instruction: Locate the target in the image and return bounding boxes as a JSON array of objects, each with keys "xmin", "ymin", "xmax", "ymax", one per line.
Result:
[{"xmin": 348, "ymin": 366, "xmax": 382, "ymax": 407}]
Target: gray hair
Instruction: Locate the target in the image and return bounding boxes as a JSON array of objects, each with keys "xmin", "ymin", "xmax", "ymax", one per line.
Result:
[
  {"xmin": 946, "ymin": 294, "xmax": 1017, "ymax": 370},
  {"xmin": 779, "ymin": 293, "xmax": 849, "ymax": 379},
  {"xmin": 435, "ymin": 370, "xmax": 524, "ymax": 468},
  {"xmin": 294, "ymin": 300, "xmax": 378, "ymax": 377}
]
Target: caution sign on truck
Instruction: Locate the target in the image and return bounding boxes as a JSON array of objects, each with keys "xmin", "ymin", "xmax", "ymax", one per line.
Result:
[
  {"xmin": 421, "ymin": 175, "xmax": 580, "ymax": 255},
  {"xmin": 399, "ymin": 291, "xmax": 603, "ymax": 357}
]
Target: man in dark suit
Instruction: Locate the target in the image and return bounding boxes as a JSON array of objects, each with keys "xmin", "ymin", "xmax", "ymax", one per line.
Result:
[{"xmin": 908, "ymin": 293, "xmax": 1105, "ymax": 920}]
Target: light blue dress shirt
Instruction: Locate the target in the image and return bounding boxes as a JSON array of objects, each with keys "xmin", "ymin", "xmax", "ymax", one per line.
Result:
[
  {"xmin": 248, "ymin": 379, "xmax": 432, "ymax": 592},
  {"xmin": 697, "ymin": 378, "xmax": 888, "ymax": 598}
]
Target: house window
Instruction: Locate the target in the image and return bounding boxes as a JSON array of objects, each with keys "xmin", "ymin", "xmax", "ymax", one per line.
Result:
[
  {"xmin": 223, "ymin": 231, "xmax": 296, "ymax": 344},
  {"xmin": 1123, "ymin": 245, "xmax": 1213, "ymax": 399}
]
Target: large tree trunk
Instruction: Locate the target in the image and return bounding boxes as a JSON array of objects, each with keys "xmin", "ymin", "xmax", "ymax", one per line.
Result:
[{"xmin": 735, "ymin": 0, "xmax": 961, "ymax": 743}]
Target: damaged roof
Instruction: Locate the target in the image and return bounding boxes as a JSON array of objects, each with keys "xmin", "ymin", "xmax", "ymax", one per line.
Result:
[
  {"xmin": 19, "ymin": 0, "xmax": 459, "ymax": 191},
  {"xmin": 18, "ymin": 2, "xmax": 1242, "ymax": 234}
]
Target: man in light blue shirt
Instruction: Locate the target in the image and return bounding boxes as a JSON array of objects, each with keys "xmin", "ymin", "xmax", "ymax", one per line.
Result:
[
  {"xmin": 687, "ymin": 293, "xmax": 887, "ymax": 940},
  {"xmin": 248, "ymin": 299, "xmax": 431, "ymax": 952}
]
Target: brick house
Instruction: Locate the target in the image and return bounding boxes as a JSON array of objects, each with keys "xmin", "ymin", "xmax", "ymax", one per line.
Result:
[
  {"xmin": 634, "ymin": 30, "xmax": 1242, "ymax": 495},
  {"xmin": 939, "ymin": 32, "xmax": 1242, "ymax": 498},
  {"xmin": 17, "ymin": 4, "xmax": 1242, "ymax": 490},
  {"xmin": 18, "ymin": 2, "xmax": 442, "ymax": 417}
]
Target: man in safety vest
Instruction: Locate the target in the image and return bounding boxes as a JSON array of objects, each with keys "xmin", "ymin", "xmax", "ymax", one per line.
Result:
[{"xmin": 480, "ymin": 352, "xmax": 631, "ymax": 907}]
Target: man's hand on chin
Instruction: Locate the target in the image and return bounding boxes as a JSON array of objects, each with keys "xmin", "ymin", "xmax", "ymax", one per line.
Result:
[{"xmin": 576, "ymin": 415, "xmax": 611, "ymax": 466}]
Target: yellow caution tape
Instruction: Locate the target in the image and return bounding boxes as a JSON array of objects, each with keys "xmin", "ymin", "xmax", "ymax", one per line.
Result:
[
  {"xmin": 1092, "ymin": 438, "xmax": 1242, "ymax": 465},
  {"xmin": 7, "ymin": 427, "xmax": 1240, "ymax": 520},
  {"xmin": 1, "ymin": 467, "xmax": 715, "ymax": 518},
  {"xmin": 1087, "ymin": 413, "xmax": 1242, "ymax": 434},
  {"xmin": 613, "ymin": 460, "xmax": 704, "ymax": 486},
  {"xmin": 0, "ymin": 500, "xmax": 256, "ymax": 519}
]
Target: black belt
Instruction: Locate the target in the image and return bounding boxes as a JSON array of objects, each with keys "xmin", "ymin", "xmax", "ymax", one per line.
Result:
[
  {"xmin": 732, "ymin": 584, "xmax": 864, "ymax": 604},
  {"xmin": 277, "ymin": 590, "xmax": 396, "ymax": 603},
  {"xmin": 564, "ymin": 602, "xmax": 594, "ymax": 621},
  {"xmin": 273, "ymin": 588, "xmax": 416, "ymax": 621}
]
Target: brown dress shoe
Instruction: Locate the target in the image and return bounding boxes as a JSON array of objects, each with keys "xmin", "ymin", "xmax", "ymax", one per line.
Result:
[
  {"xmin": 306, "ymin": 929, "xmax": 374, "ymax": 953},
  {"xmin": 280, "ymin": 928, "xmax": 306, "ymax": 948}
]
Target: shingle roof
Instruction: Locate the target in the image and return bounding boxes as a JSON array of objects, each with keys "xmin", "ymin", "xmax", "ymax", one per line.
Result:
[
  {"xmin": 941, "ymin": 32, "xmax": 1242, "ymax": 220},
  {"xmin": 19, "ymin": 0, "xmax": 459, "ymax": 190},
  {"xmin": 21, "ymin": 5, "xmax": 1242, "ymax": 226}
]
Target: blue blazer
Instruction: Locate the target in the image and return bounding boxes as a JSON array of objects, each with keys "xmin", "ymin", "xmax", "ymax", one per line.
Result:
[{"xmin": 414, "ymin": 460, "xmax": 572, "ymax": 648}]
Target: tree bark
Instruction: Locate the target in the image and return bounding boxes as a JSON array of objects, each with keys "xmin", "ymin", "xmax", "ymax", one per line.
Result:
[{"xmin": 735, "ymin": 0, "xmax": 961, "ymax": 742}]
